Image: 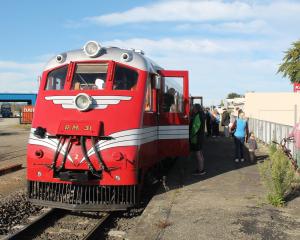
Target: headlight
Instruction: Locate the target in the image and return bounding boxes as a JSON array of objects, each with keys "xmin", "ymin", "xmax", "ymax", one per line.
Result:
[
  {"xmin": 83, "ymin": 41, "xmax": 101, "ymax": 57},
  {"xmin": 74, "ymin": 93, "xmax": 92, "ymax": 111}
]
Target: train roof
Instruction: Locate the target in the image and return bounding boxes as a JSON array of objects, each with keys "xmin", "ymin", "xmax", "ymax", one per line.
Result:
[{"xmin": 44, "ymin": 42, "xmax": 163, "ymax": 73}]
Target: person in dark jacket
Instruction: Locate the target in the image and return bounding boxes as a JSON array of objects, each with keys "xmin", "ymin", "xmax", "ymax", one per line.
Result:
[
  {"xmin": 221, "ymin": 108, "xmax": 230, "ymax": 137},
  {"xmin": 211, "ymin": 109, "xmax": 220, "ymax": 137},
  {"xmin": 205, "ymin": 108, "xmax": 212, "ymax": 137},
  {"xmin": 190, "ymin": 104, "xmax": 206, "ymax": 175}
]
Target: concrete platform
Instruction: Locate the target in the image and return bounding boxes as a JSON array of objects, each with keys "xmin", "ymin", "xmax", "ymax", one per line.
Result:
[{"xmin": 127, "ymin": 137, "xmax": 300, "ymax": 240}]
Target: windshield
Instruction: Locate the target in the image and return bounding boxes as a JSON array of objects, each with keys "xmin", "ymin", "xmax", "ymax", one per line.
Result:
[
  {"xmin": 113, "ymin": 65, "xmax": 138, "ymax": 90},
  {"xmin": 45, "ymin": 65, "xmax": 68, "ymax": 90},
  {"xmin": 71, "ymin": 63, "xmax": 108, "ymax": 90}
]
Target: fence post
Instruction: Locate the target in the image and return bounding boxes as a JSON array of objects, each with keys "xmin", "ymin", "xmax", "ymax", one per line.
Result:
[{"xmin": 295, "ymin": 104, "xmax": 298, "ymax": 125}]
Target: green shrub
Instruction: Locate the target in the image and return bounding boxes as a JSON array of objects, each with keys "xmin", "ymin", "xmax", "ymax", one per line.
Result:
[
  {"xmin": 258, "ymin": 147, "xmax": 296, "ymax": 207},
  {"xmin": 268, "ymin": 142, "xmax": 277, "ymax": 157}
]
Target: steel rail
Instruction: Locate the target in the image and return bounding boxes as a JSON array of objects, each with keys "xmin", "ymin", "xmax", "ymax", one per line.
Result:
[
  {"xmin": 3, "ymin": 208, "xmax": 111, "ymax": 240},
  {"xmin": 83, "ymin": 212, "xmax": 110, "ymax": 240},
  {"xmin": 3, "ymin": 208, "xmax": 57, "ymax": 240}
]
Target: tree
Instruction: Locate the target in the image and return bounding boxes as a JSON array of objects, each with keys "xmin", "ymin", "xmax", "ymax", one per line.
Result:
[
  {"xmin": 277, "ymin": 40, "xmax": 300, "ymax": 83},
  {"xmin": 227, "ymin": 92, "xmax": 242, "ymax": 99}
]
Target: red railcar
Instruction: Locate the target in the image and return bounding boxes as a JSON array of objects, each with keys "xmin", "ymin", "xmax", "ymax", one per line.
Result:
[{"xmin": 27, "ymin": 41, "xmax": 189, "ymax": 211}]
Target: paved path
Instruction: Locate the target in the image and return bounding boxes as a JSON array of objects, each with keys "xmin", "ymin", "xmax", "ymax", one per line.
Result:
[
  {"xmin": 0, "ymin": 118, "xmax": 29, "ymax": 164},
  {"xmin": 127, "ymin": 137, "xmax": 300, "ymax": 240},
  {"xmin": 0, "ymin": 118, "xmax": 30, "ymax": 198}
]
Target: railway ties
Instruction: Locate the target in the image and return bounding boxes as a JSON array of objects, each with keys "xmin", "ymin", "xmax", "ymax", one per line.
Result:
[
  {"xmin": 4, "ymin": 208, "xmax": 110, "ymax": 240},
  {"xmin": 0, "ymin": 148, "xmax": 27, "ymax": 162}
]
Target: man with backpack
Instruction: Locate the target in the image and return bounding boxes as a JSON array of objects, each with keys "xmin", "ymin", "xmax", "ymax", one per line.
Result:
[{"xmin": 221, "ymin": 108, "xmax": 230, "ymax": 137}]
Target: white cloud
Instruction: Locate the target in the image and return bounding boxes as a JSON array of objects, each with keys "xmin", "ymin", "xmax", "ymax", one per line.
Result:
[
  {"xmin": 176, "ymin": 20, "xmax": 272, "ymax": 34},
  {"xmin": 82, "ymin": 0, "xmax": 300, "ymax": 38},
  {"xmin": 103, "ymin": 37, "xmax": 291, "ymax": 105},
  {"xmin": 85, "ymin": 0, "xmax": 300, "ymax": 26},
  {"xmin": 0, "ymin": 60, "xmax": 45, "ymax": 92},
  {"xmin": 0, "ymin": 61, "xmax": 44, "ymax": 71},
  {"xmin": 103, "ymin": 37, "xmax": 288, "ymax": 58},
  {"xmin": 104, "ymin": 38, "xmax": 225, "ymax": 55},
  {"xmin": 85, "ymin": 1, "xmax": 253, "ymax": 25},
  {"xmin": 0, "ymin": 72, "xmax": 28, "ymax": 81}
]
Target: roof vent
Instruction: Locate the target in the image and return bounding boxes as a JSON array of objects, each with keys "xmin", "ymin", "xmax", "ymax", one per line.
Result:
[{"xmin": 133, "ymin": 49, "xmax": 145, "ymax": 55}]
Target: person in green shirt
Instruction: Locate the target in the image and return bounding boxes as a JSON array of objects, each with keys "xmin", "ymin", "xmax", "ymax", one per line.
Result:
[{"xmin": 189, "ymin": 104, "xmax": 206, "ymax": 175}]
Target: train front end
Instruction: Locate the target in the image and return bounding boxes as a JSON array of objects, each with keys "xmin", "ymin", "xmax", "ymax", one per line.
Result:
[{"xmin": 27, "ymin": 41, "xmax": 148, "ymax": 211}]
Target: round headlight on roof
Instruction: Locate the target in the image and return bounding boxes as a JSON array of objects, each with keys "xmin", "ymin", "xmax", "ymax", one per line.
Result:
[
  {"xmin": 74, "ymin": 93, "xmax": 92, "ymax": 111},
  {"xmin": 83, "ymin": 41, "xmax": 101, "ymax": 57}
]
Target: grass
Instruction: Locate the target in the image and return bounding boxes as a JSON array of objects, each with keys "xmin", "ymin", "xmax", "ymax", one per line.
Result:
[{"xmin": 258, "ymin": 145, "xmax": 299, "ymax": 207}]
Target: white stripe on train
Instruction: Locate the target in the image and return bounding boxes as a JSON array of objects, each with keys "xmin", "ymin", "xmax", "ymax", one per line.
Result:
[{"xmin": 28, "ymin": 126, "xmax": 189, "ymax": 164}]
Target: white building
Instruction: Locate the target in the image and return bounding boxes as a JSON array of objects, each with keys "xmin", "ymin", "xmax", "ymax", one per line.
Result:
[{"xmin": 224, "ymin": 97, "xmax": 245, "ymax": 110}]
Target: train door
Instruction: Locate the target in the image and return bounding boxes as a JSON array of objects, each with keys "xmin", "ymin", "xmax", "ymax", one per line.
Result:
[
  {"xmin": 141, "ymin": 73, "xmax": 158, "ymax": 168},
  {"xmin": 158, "ymin": 70, "xmax": 189, "ymax": 158}
]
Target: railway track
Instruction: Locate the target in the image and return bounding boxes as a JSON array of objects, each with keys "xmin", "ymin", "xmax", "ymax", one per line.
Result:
[
  {"xmin": 4, "ymin": 208, "xmax": 110, "ymax": 240},
  {"xmin": 0, "ymin": 148, "xmax": 27, "ymax": 162}
]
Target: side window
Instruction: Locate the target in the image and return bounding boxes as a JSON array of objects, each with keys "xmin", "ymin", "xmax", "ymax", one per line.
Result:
[
  {"xmin": 113, "ymin": 65, "xmax": 138, "ymax": 90},
  {"xmin": 71, "ymin": 63, "xmax": 108, "ymax": 90},
  {"xmin": 144, "ymin": 76, "xmax": 152, "ymax": 112},
  {"xmin": 45, "ymin": 66, "xmax": 68, "ymax": 90},
  {"xmin": 162, "ymin": 77, "xmax": 184, "ymax": 113}
]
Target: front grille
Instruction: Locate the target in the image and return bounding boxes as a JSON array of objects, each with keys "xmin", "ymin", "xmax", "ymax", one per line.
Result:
[{"xmin": 28, "ymin": 181, "xmax": 137, "ymax": 211}]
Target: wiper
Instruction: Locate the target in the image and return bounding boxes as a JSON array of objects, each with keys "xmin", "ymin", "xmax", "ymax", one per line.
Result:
[{"xmin": 78, "ymin": 74, "xmax": 88, "ymax": 85}]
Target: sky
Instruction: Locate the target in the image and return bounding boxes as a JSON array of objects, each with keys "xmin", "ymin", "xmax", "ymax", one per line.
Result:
[{"xmin": 0, "ymin": 0, "xmax": 299, "ymax": 106}]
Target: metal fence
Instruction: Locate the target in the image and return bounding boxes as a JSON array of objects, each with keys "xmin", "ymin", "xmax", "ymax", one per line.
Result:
[{"xmin": 248, "ymin": 118, "xmax": 295, "ymax": 157}]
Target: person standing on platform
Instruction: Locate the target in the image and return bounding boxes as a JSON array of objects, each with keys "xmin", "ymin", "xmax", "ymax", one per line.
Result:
[
  {"xmin": 211, "ymin": 109, "xmax": 220, "ymax": 137},
  {"xmin": 190, "ymin": 104, "xmax": 206, "ymax": 175},
  {"xmin": 205, "ymin": 108, "xmax": 212, "ymax": 137},
  {"xmin": 232, "ymin": 112, "xmax": 249, "ymax": 163},
  {"xmin": 248, "ymin": 132, "xmax": 258, "ymax": 163},
  {"xmin": 221, "ymin": 108, "xmax": 230, "ymax": 137}
]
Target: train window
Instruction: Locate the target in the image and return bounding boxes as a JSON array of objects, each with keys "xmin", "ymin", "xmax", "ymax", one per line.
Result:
[
  {"xmin": 113, "ymin": 65, "xmax": 138, "ymax": 90},
  {"xmin": 144, "ymin": 76, "xmax": 152, "ymax": 111},
  {"xmin": 71, "ymin": 63, "xmax": 108, "ymax": 90},
  {"xmin": 45, "ymin": 66, "xmax": 68, "ymax": 90},
  {"xmin": 162, "ymin": 77, "xmax": 184, "ymax": 113}
]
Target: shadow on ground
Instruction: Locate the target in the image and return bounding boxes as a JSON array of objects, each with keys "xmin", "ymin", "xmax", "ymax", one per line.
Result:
[
  {"xmin": 161, "ymin": 135, "xmax": 268, "ymax": 191},
  {"xmin": 0, "ymin": 132, "xmax": 21, "ymax": 136}
]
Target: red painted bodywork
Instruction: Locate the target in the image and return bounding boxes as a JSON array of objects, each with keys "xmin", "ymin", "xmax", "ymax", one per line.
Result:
[{"xmin": 27, "ymin": 60, "xmax": 189, "ymax": 190}]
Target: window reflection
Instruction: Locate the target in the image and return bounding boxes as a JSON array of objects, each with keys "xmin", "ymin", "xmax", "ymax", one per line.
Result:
[
  {"xmin": 144, "ymin": 76, "xmax": 152, "ymax": 111},
  {"xmin": 45, "ymin": 66, "xmax": 68, "ymax": 90},
  {"xmin": 71, "ymin": 63, "xmax": 108, "ymax": 90},
  {"xmin": 162, "ymin": 77, "xmax": 183, "ymax": 113},
  {"xmin": 113, "ymin": 65, "xmax": 138, "ymax": 90}
]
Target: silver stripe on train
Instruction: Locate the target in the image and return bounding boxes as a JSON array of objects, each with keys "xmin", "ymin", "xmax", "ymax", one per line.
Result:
[
  {"xmin": 45, "ymin": 95, "xmax": 132, "ymax": 110},
  {"xmin": 28, "ymin": 125, "xmax": 188, "ymax": 164}
]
